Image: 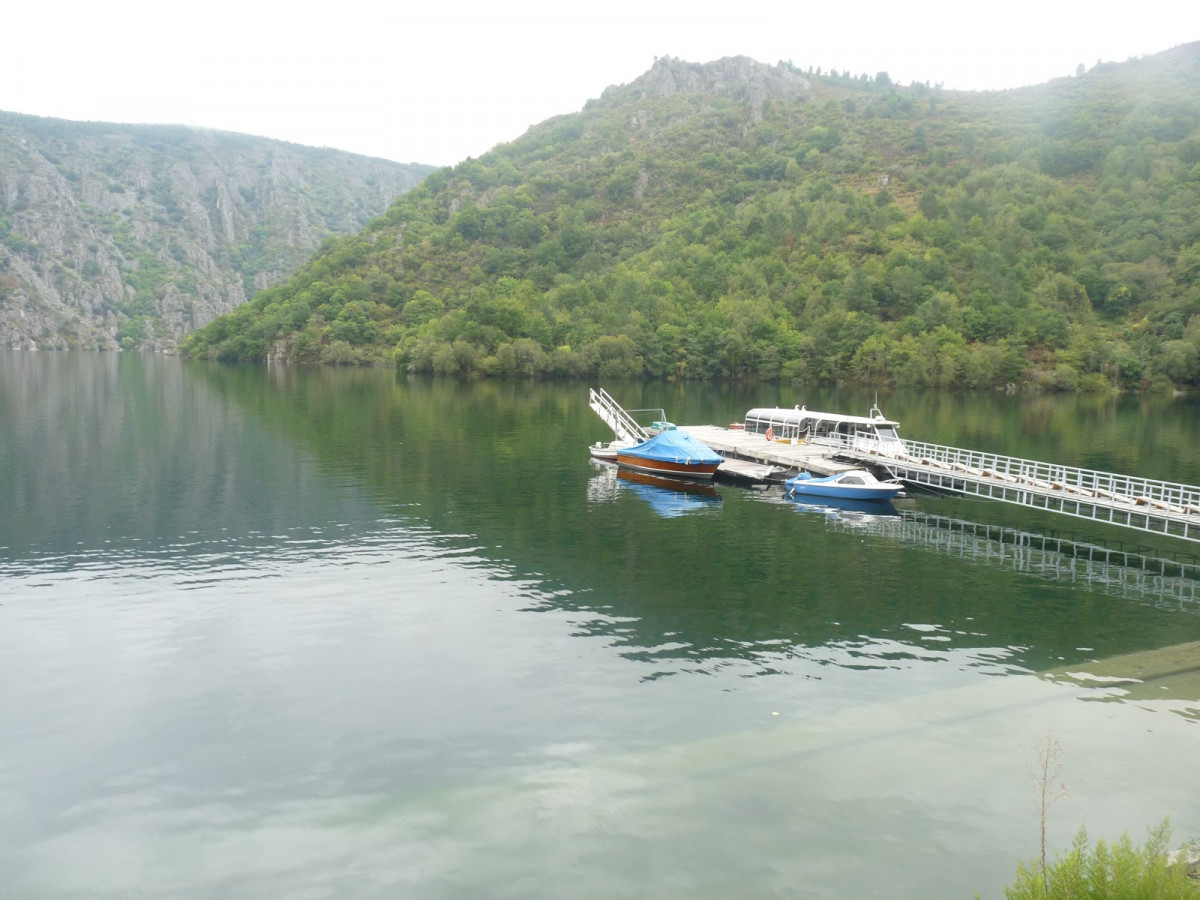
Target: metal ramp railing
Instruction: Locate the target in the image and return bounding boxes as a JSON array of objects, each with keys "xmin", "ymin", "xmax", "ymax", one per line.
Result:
[
  {"xmin": 588, "ymin": 388, "xmax": 652, "ymax": 443},
  {"xmin": 832, "ymin": 437, "xmax": 1200, "ymax": 544}
]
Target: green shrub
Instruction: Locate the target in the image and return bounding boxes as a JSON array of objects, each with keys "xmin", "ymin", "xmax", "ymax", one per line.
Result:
[
  {"xmin": 319, "ymin": 340, "xmax": 362, "ymax": 365},
  {"xmin": 999, "ymin": 819, "xmax": 1196, "ymax": 899}
]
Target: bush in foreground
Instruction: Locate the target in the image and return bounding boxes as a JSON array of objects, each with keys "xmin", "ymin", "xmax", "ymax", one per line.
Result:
[{"xmin": 999, "ymin": 819, "xmax": 1197, "ymax": 899}]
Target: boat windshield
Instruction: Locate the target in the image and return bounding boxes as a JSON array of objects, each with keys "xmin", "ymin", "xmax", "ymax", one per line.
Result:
[{"xmin": 875, "ymin": 425, "xmax": 901, "ymax": 442}]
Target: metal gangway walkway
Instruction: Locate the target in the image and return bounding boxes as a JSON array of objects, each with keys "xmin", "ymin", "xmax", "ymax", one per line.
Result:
[
  {"xmin": 825, "ymin": 435, "xmax": 1200, "ymax": 544},
  {"xmin": 588, "ymin": 388, "xmax": 652, "ymax": 442}
]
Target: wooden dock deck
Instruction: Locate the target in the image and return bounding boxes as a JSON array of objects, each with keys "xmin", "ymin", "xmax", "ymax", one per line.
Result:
[{"xmin": 679, "ymin": 425, "xmax": 856, "ymax": 481}]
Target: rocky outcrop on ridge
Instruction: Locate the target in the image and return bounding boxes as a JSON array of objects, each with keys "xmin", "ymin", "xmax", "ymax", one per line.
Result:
[{"xmin": 0, "ymin": 113, "xmax": 434, "ymax": 350}]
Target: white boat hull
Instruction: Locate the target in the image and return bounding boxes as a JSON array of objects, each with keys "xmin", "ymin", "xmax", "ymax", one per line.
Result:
[{"xmin": 785, "ymin": 469, "xmax": 904, "ymax": 502}]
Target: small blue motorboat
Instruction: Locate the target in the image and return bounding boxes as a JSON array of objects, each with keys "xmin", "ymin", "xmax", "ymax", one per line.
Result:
[{"xmin": 785, "ymin": 468, "xmax": 904, "ymax": 501}]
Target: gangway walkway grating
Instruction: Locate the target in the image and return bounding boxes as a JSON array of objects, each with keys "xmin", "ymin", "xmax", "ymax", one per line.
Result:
[{"xmin": 826, "ymin": 435, "xmax": 1200, "ymax": 544}]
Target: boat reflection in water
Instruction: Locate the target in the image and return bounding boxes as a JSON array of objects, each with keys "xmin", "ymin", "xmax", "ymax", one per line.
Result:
[
  {"xmin": 784, "ymin": 492, "xmax": 901, "ymax": 523},
  {"xmin": 587, "ymin": 463, "xmax": 721, "ymax": 518}
]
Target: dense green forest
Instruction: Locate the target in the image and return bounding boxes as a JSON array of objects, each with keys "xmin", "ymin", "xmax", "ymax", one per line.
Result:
[{"xmin": 182, "ymin": 46, "xmax": 1200, "ymax": 391}]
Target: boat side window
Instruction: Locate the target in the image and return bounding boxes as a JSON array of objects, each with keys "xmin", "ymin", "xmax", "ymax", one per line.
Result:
[
  {"xmin": 746, "ymin": 410, "xmax": 808, "ymax": 436},
  {"xmin": 841, "ymin": 475, "xmax": 864, "ymax": 484}
]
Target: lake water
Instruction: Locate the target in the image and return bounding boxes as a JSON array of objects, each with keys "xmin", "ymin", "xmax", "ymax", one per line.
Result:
[{"xmin": 2, "ymin": 351, "xmax": 1198, "ymax": 899}]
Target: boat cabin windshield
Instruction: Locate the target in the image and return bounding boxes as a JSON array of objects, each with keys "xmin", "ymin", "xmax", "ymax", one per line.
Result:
[{"xmin": 873, "ymin": 424, "xmax": 901, "ymax": 444}]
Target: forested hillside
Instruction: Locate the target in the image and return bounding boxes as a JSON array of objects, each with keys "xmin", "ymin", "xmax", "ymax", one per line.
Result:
[
  {"xmin": 0, "ymin": 114, "xmax": 434, "ymax": 350},
  {"xmin": 182, "ymin": 46, "xmax": 1200, "ymax": 391}
]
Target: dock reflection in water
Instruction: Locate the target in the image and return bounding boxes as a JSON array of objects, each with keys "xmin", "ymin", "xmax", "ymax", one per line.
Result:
[{"xmin": 813, "ymin": 505, "xmax": 1200, "ymax": 618}]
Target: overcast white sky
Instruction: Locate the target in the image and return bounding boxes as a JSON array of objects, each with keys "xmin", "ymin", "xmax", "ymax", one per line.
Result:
[{"xmin": 3, "ymin": 1, "xmax": 1195, "ymax": 167}]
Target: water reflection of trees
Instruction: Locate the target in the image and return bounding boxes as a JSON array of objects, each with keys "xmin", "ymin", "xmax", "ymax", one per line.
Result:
[{"xmin": 190, "ymin": 365, "xmax": 1200, "ymax": 674}]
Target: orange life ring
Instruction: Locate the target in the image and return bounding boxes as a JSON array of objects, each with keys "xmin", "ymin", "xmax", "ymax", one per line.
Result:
[{"xmin": 765, "ymin": 427, "xmax": 775, "ymax": 441}]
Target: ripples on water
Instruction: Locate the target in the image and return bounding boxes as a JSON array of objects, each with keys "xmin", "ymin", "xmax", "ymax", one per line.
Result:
[{"xmin": 3, "ymin": 355, "xmax": 1199, "ymax": 900}]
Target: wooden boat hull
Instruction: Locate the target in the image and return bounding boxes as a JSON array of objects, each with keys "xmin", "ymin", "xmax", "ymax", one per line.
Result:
[{"xmin": 615, "ymin": 454, "xmax": 720, "ymax": 480}]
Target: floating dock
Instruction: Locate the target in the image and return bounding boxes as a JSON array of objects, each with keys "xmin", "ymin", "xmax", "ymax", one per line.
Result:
[
  {"xmin": 683, "ymin": 422, "xmax": 1200, "ymax": 543},
  {"xmin": 680, "ymin": 425, "xmax": 854, "ymax": 482},
  {"xmin": 842, "ymin": 437, "xmax": 1200, "ymax": 544},
  {"xmin": 591, "ymin": 390, "xmax": 1200, "ymax": 543}
]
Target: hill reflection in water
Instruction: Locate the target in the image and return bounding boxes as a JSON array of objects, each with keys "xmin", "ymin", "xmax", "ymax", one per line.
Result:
[{"xmin": 4, "ymin": 354, "xmax": 1200, "ymax": 900}]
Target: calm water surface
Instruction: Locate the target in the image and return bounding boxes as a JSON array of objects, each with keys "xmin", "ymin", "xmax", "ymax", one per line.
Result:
[{"xmin": 1, "ymin": 352, "xmax": 1198, "ymax": 899}]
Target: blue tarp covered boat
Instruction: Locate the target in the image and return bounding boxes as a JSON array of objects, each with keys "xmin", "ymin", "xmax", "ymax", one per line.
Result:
[{"xmin": 616, "ymin": 430, "xmax": 723, "ymax": 480}]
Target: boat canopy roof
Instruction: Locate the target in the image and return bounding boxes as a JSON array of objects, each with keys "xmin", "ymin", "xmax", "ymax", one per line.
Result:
[
  {"xmin": 620, "ymin": 430, "xmax": 722, "ymax": 465},
  {"xmin": 744, "ymin": 407, "xmax": 900, "ymax": 428}
]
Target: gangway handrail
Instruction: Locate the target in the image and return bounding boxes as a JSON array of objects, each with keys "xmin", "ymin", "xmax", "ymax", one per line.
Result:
[
  {"xmin": 873, "ymin": 438, "xmax": 1200, "ymax": 511},
  {"xmin": 812, "ymin": 431, "xmax": 1200, "ymax": 508},
  {"xmin": 588, "ymin": 388, "xmax": 651, "ymax": 443},
  {"xmin": 822, "ymin": 431, "xmax": 1200, "ymax": 542}
]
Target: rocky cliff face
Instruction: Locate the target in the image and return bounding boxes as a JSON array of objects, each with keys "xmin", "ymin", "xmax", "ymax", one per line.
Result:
[
  {"xmin": 627, "ymin": 56, "xmax": 812, "ymax": 106},
  {"xmin": 0, "ymin": 114, "xmax": 434, "ymax": 351}
]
